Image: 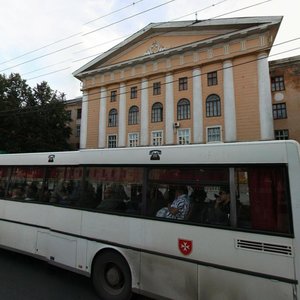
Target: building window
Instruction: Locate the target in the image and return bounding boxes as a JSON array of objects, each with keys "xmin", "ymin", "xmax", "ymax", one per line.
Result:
[
  {"xmin": 77, "ymin": 108, "xmax": 82, "ymax": 119},
  {"xmin": 153, "ymin": 82, "xmax": 161, "ymax": 95},
  {"xmin": 271, "ymin": 76, "xmax": 285, "ymax": 91},
  {"xmin": 207, "ymin": 126, "xmax": 222, "ymax": 142},
  {"xmin": 108, "ymin": 109, "xmax": 118, "ymax": 127},
  {"xmin": 108, "ymin": 135, "xmax": 117, "ymax": 148},
  {"xmin": 206, "ymin": 94, "xmax": 221, "ymax": 117},
  {"xmin": 128, "ymin": 106, "xmax": 139, "ymax": 125},
  {"xmin": 179, "ymin": 77, "xmax": 188, "ymax": 91},
  {"xmin": 76, "ymin": 125, "xmax": 80, "ymax": 137},
  {"xmin": 111, "ymin": 90, "xmax": 117, "ymax": 102},
  {"xmin": 178, "ymin": 129, "xmax": 190, "ymax": 145},
  {"xmin": 177, "ymin": 98, "xmax": 190, "ymax": 120},
  {"xmin": 207, "ymin": 71, "xmax": 218, "ymax": 86},
  {"xmin": 151, "ymin": 131, "xmax": 163, "ymax": 146},
  {"xmin": 66, "ymin": 110, "xmax": 72, "ymax": 119},
  {"xmin": 275, "ymin": 129, "xmax": 289, "ymax": 140},
  {"xmin": 151, "ymin": 102, "xmax": 163, "ymax": 122},
  {"xmin": 128, "ymin": 133, "xmax": 139, "ymax": 147},
  {"xmin": 130, "ymin": 86, "xmax": 137, "ymax": 99},
  {"xmin": 273, "ymin": 103, "xmax": 287, "ymax": 119}
]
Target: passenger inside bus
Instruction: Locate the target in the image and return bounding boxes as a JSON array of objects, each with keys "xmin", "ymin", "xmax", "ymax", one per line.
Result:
[
  {"xmin": 97, "ymin": 185, "xmax": 127, "ymax": 211},
  {"xmin": 213, "ymin": 188, "xmax": 231, "ymax": 225},
  {"xmin": 10, "ymin": 187, "xmax": 24, "ymax": 200},
  {"xmin": 156, "ymin": 186, "xmax": 190, "ymax": 220}
]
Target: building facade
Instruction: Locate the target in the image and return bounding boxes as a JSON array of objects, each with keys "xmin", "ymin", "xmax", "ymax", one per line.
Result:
[
  {"xmin": 65, "ymin": 97, "xmax": 82, "ymax": 149},
  {"xmin": 269, "ymin": 55, "xmax": 300, "ymax": 141},
  {"xmin": 73, "ymin": 17, "xmax": 284, "ymax": 149}
]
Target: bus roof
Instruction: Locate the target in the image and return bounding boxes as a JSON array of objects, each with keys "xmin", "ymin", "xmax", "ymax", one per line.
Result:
[{"xmin": 0, "ymin": 140, "xmax": 299, "ymax": 166}]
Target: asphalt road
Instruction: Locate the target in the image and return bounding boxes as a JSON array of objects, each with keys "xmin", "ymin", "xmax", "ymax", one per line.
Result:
[{"xmin": 0, "ymin": 248, "xmax": 151, "ymax": 300}]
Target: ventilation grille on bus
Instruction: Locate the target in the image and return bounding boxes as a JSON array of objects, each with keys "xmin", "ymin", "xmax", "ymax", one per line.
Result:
[{"xmin": 236, "ymin": 239, "xmax": 293, "ymax": 256}]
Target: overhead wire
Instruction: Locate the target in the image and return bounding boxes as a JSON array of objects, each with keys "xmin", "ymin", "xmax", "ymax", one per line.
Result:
[
  {"xmin": 0, "ymin": 0, "xmax": 174, "ymax": 73},
  {"xmin": 21, "ymin": 0, "xmax": 227, "ymax": 78},
  {"xmin": 0, "ymin": 0, "xmax": 146, "ymax": 66},
  {"xmin": 21, "ymin": 0, "xmax": 273, "ymax": 81},
  {"xmin": 5, "ymin": 0, "xmax": 268, "ymax": 81}
]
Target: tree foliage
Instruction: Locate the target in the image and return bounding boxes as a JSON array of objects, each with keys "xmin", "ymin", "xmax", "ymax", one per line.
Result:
[{"xmin": 0, "ymin": 73, "xmax": 73, "ymax": 153}]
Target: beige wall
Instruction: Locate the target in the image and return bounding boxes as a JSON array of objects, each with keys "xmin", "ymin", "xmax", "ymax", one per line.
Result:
[{"xmin": 77, "ymin": 22, "xmax": 288, "ymax": 148}]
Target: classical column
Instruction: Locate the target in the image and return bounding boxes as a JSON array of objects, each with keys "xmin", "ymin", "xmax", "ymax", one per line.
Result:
[
  {"xmin": 118, "ymin": 83, "xmax": 126, "ymax": 147},
  {"xmin": 98, "ymin": 87, "xmax": 107, "ymax": 148},
  {"xmin": 165, "ymin": 73, "xmax": 174, "ymax": 144},
  {"xmin": 79, "ymin": 91, "xmax": 88, "ymax": 149},
  {"xmin": 192, "ymin": 68, "xmax": 203, "ymax": 143},
  {"xmin": 257, "ymin": 52, "xmax": 274, "ymax": 140},
  {"xmin": 140, "ymin": 78, "xmax": 149, "ymax": 146},
  {"xmin": 223, "ymin": 60, "xmax": 237, "ymax": 142}
]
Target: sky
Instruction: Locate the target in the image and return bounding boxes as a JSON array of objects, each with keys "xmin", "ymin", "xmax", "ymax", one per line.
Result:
[{"xmin": 0, "ymin": 0, "xmax": 299, "ymax": 100}]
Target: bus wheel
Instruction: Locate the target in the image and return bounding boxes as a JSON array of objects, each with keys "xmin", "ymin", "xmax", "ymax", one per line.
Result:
[{"xmin": 92, "ymin": 250, "xmax": 132, "ymax": 300}]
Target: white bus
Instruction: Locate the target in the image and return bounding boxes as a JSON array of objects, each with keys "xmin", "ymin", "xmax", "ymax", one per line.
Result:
[{"xmin": 0, "ymin": 140, "xmax": 299, "ymax": 300}]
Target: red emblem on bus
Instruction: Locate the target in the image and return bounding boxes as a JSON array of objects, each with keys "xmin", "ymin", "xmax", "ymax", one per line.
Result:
[{"xmin": 178, "ymin": 239, "xmax": 193, "ymax": 256}]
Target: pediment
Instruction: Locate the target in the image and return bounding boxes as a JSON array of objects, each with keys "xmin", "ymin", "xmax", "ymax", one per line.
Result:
[{"xmin": 73, "ymin": 17, "xmax": 282, "ymax": 77}]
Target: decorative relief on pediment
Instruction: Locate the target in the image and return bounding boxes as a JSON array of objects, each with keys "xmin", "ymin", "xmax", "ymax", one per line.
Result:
[{"xmin": 145, "ymin": 41, "xmax": 166, "ymax": 55}]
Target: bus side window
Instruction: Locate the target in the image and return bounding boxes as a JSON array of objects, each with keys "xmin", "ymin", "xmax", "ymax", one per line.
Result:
[
  {"xmin": 236, "ymin": 166, "xmax": 292, "ymax": 234},
  {"xmin": 0, "ymin": 167, "xmax": 10, "ymax": 198},
  {"xmin": 85, "ymin": 167, "xmax": 144, "ymax": 215},
  {"xmin": 6, "ymin": 167, "xmax": 44, "ymax": 201},
  {"xmin": 147, "ymin": 185, "xmax": 167, "ymax": 216},
  {"xmin": 46, "ymin": 167, "xmax": 84, "ymax": 206}
]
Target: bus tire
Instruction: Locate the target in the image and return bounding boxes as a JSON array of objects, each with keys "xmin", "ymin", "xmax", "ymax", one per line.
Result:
[{"xmin": 92, "ymin": 250, "xmax": 132, "ymax": 300}]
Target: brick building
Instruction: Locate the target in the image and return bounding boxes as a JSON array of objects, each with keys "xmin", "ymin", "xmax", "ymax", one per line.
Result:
[
  {"xmin": 73, "ymin": 16, "xmax": 287, "ymax": 149},
  {"xmin": 269, "ymin": 55, "xmax": 300, "ymax": 141},
  {"xmin": 65, "ymin": 97, "xmax": 82, "ymax": 149}
]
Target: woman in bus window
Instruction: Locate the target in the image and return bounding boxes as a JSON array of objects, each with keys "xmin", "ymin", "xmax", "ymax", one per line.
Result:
[{"xmin": 156, "ymin": 186, "xmax": 190, "ymax": 220}]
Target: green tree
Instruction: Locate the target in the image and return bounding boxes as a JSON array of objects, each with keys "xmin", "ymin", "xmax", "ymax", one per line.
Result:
[{"xmin": 0, "ymin": 73, "xmax": 73, "ymax": 153}]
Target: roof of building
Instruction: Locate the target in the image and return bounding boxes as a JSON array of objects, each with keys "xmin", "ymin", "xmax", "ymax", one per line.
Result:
[
  {"xmin": 73, "ymin": 16, "xmax": 282, "ymax": 78},
  {"xmin": 269, "ymin": 54, "xmax": 300, "ymax": 68},
  {"xmin": 65, "ymin": 96, "xmax": 82, "ymax": 105}
]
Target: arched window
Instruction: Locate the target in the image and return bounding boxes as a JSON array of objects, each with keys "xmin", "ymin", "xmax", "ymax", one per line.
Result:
[
  {"xmin": 108, "ymin": 109, "xmax": 118, "ymax": 127},
  {"xmin": 151, "ymin": 102, "xmax": 163, "ymax": 122},
  {"xmin": 206, "ymin": 94, "xmax": 221, "ymax": 117},
  {"xmin": 128, "ymin": 106, "xmax": 139, "ymax": 125},
  {"xmin": 177, "ymin": 98, "xmax": 190, "ymax": 120}
]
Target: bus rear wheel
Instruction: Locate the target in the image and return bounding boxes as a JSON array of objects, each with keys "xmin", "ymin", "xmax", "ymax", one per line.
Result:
[{"xmin": 92, "ymin": 250, "xmax": 132, "ymax": 300}]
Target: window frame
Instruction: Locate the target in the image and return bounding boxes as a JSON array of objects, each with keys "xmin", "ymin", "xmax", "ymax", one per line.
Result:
[
  {"xmin": 151, "ymin": 102, "xmax": 163, "ymax": 123},
  {"xmin": 271, "ymin": 76, "xmax": 285, "ymax": 92},
  {"xmin": 110, "ymin": 90, "xmax": 117, "ymax": 102},
  {"xmin": 206, "ymin": 94, "xmax": 221, "ymax": 117},
  {"xmin": 177, "ymin": 128, "xmax": 191, "ymax": 145},
  {"xmin": 128, "ymin": 106, "xmax": 139, "ymax": 125},
  {"xmin": 108, "ymin": 108, "xmax": 118, "ymax": 127},
  {"xmin": 179, "ymin": 77, "xmax": 188, "ymax": 91},
  {"xmin": 107, "ymin": 134, "xmax": 118, "ymax": 148},
  {"xmin": 153, "ymin": 82, "xmax": 161, "ymax": 95},
  {"xmin": 207, "ymin": 71, "xmax": 218, "ymax": 86},
  {"xmin": 128, "ymin": 132, "xmax": 140, "ymax": 147},
  {"xmin": 77, "ymin": 108, "xmax": 82, "ymax": 119},
  {"xmin": 273, "ymin": 103, "xmax": 287, "ymax": 120},
  {"xmin": 177, "ymin": 98, "xmax": 191, "ymax": 120},
  {"xmin": 151, "ymin": 130, "xmax": 163, "ymax": 146},
  {"xmin": 130, "ymin": 86, "xmax": 138, "ymax": 99},
  {"xmin": 275, "ymin": 129, "xmax": 289, "ymax": 140},
  {"xmin": 207, "ymin": 126, "xmax": 222, "ymax": 143}
]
